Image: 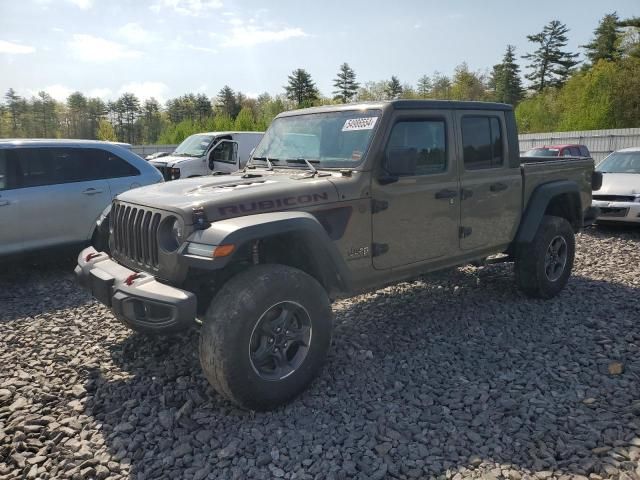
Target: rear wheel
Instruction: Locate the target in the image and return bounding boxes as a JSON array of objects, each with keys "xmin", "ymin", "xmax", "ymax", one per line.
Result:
[
  {"xmin": 514, "ymin": 215, "xmax": 575, "ymax": 299},
  {"xmin": 199, "ymin": 264, "xmax": 332, "ymax": 410}
]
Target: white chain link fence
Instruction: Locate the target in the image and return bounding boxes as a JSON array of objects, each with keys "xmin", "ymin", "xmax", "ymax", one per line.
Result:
[{"xmin": 132, "ymin": 128, "xmax": 640, "ymax": 163}]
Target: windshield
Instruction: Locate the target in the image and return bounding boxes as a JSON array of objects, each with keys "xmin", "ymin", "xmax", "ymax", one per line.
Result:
[
  {"xmin": 596, "ymin": 152, "xmax": 640, "ymax": 174},
  {"xmin": 252, "ymin": 109, "xmax": 382, "ymax": 168},
  {"xmin": 523, "ymin": 148, "xmax": 560, "ymax": 157},
  {"xmin": 174, "ymin": 134, "xmax": 214, "ymax": 157}
]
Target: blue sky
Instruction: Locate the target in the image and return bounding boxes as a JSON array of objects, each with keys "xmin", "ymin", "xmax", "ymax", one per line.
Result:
[{"xmin": 0, "ymin": 0, "xmax": 638, "ymax": 103}]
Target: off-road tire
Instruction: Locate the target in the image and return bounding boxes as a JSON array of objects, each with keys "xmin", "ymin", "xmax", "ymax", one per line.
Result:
[
  {"xmin": 514, "ymin": 215, "xmax": 575, "ymax": 299},
  {"xmin": 199, "ymin": 264, "xmax": 333, "ymax": 410}
]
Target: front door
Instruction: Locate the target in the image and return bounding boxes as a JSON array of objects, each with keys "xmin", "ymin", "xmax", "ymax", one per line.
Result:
[
  {"xmin": 372, "ymin": 112, "xmax": 460, "ymax": 270},
  {"xmin": 0, "ymin": 149, "xmax": 24, "ymax": 255},
  {"xmin": 15, "ymin": 147, "xmax": 111, "ymax": 250},
  {"xmin": 455, "ymin": 112, "xmax": 522, "ymax": 251}
]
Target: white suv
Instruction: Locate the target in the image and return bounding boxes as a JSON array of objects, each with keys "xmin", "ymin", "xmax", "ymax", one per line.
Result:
[{"xmin": 0, "ymin": 140, "xmax": 163, "ymax": 256}]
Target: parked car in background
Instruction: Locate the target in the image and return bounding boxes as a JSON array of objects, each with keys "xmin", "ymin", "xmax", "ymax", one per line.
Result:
[
  {"xmin": 145, "ymin": 151, "xmax": 171, "ymax": 161},
  {"xmin": 523, "ymin": 144, "xmax": 591, "ymax": 158},
  {"xmin": 149, "ymin": 131, "xmax": 264, "ymax": 180},
  {"xmin": 592, "ymin": 147, "xmax": 640, "ymax": 224},
  {"xmin": 0, "ymin": 139, "xmax": 163, "ymax": 257}
]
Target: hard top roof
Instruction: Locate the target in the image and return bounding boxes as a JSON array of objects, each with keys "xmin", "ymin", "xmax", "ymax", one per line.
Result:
[{"xmin": 277, "ymin": 99, "xmax": 513, "ymax": 117}]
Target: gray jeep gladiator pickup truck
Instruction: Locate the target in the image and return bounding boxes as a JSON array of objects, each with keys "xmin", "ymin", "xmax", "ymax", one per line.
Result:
[{"xmin": 76, "ymin": 100, "xmax": 600, "ymax": 410}]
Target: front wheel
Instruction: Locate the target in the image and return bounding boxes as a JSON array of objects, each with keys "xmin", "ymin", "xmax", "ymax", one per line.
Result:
[
  {"xmin": 514, "ymin": 215, "xmax": 575, "ymax": 299},
  {"xmin": 199, "ymin": 264, "xmax": 333, "ymax": 410}
]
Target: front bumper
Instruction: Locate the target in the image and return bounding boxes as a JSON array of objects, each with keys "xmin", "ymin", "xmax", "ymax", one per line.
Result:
[
  {"xmin": 592, "ymin": 200, "xmax": 640, "ymax": 224},
  {"xmin": 75, "ymin": 246, "xmax": 197, "ymax": 332}
]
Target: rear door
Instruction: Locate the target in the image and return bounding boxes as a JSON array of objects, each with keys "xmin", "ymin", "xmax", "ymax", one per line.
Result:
[
  {"xmin": 455, "ymin": 112, "xmax": 521, "ymax": 251},
  {"xmin": 91, "ymin": 148, "xmax": 143, "ymax": 198},
  {"xmin": 16, "ymin": 147, "xmax": 111, "ymax": 250},
  {"xmin": 371, "ymin": 111, "xmax": 460, "ymax": 269},
  {"xmin": 0, "ymin": 149, "xmax": 24, "ymax": 255}
]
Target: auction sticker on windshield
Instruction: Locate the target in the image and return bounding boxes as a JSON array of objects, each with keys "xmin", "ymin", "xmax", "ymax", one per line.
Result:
[{"xmin": 342, "ymin": 117, "xmax": 378, "ymax": 131}]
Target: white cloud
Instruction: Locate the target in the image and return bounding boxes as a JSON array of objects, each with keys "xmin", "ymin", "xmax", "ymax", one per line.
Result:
[
  {"xmin": 88, "ymin": 88, "xmax": 113, "ymax": 99},
  {"xmin": 25, "ymin": 84, "xmax": 74, "ymax": 101},
  {"xmin": 151, "ymin": 0, "xmax": 222, "ymax": 16},
  {"xmin": 118, "ymin": 82, "xmax": 169, "ymax": 103},
  {"xmin": 118, "ymin": 23, "xmax": 156, "ymax": 44},
  {"xmin": 68, "ymin": 34, "xmax": 142, "ymax": 62},
  {"xmin": 68, "ymin": 0, "xmax": 92, "ymax": 9},
  {"xmin": 170, "ymin": 36, "xmax": 217, "ymax": 54},
  {"xmin": 221, "ymin": 25, "xmax": 307, "ymax": 48},
  {"xmin": 0, "ymin": 40, "xmax": 35, "ymax": 54}
]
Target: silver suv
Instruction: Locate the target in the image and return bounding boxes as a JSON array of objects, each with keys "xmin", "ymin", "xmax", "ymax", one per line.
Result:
[{"xmin": 0, "ymin": 139, "xmax": 163, "ymax": 256}]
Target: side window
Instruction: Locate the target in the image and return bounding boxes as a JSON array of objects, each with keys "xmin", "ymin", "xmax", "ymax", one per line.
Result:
[
  {"xmin": 579, "ymin": 146, "xmax": 590, "ymax": 157},
  {"xmin": 17, "ymin": 148, "xmax": 57, "ymax": 187},
  {"xmin": 89, "ymin": 149, "xmax": 140, "ymax": 178},
  {"xmin": 0, "ymin": 150, "xmax": 16, "ymax": 191},
  {"xmin": 461, "ymin": 116, "xmax": 503, "ymax": 170},
  {"xmin": 51, "ymin": 148, "xmax": 99, "ymax": 183},
  {"xmin": 569, "ymin": 147, "xmax": 581, "ymax": 157},
  {"xmin": 385, "ymin": 119, "xmax": 447, "ymax": 175},
  {"xmin": 212, "ymin": 141, "xmax": 235, "ymax": 163}
]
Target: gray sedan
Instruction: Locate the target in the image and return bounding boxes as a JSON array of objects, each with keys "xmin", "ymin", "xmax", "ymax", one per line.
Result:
[
  {"xmin": 592, "ymin": 147, "xmax": 640, "ymax": 224},
  {"xmin": 0, "ymin": 140, "xmax": 163, "ymax": 256}
]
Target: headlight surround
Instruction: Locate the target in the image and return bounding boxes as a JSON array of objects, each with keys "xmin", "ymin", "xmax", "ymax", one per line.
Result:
[{"xmin": 159, "ymin": 216, "xmax": 183, "ymax": 252}]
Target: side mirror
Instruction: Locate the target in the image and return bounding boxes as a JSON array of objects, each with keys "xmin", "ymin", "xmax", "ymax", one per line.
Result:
[{"xmin": 382, "ymin": 148, "xmax": 418, "ymax": 178}]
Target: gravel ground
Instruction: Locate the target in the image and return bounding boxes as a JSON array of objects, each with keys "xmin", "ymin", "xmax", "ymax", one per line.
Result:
[{"xmin": 1, "ymin": 226, "xmax": 640, "ymax": 480}]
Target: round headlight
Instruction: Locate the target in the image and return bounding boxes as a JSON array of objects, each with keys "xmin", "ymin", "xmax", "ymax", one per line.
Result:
[
  {"xmin": 171, "ymin": 217, "xmax": 182, "ymax": 243},
  {"xmin": 159, "ymin": 216, "xmax": 183, "ymax": 252}
]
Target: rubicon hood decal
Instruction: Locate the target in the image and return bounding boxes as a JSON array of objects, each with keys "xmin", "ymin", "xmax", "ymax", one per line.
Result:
[{"xmin": 218, "ymin": 192, "xmax": 330, "ymax": 216}]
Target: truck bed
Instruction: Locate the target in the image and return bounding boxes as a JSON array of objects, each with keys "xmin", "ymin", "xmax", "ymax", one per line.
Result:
[{"xmin": 520, "ymin": 156, "xmax": 595, "ymax": 219}]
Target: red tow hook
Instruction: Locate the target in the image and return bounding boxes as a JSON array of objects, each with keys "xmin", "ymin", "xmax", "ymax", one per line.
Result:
[
  {"xmin": 124, "ymin": 273, "xmax": 143, "ymax": 286},
  {"xmin": 85, "ymin": 252, "xmax": 101, "ymax": 262}
]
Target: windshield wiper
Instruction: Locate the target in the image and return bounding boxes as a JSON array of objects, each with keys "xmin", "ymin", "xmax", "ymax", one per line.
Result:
[
  {"xmin": 286, "ymin": 158, "xmax": 320, "ymax": 176},
  {"xmin": 251, "ymin": 156, "xmax": 279, "ymax": 171}
]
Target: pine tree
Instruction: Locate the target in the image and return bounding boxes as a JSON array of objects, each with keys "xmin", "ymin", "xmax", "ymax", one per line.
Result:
[
  {"xmin": 194, "ymin": 93, "xmax": 212, "ymax": 121},
  {"xmin": 523, "ymin": 20, "xmax": 580, "ymax": 91},
  {"xmin": 118, "ymin": 93, "xmax": 140, "ymax": 144},
  {"xmin": 32, "ymin": 91, "xmax": 58, "ymax": 137},
  {"xmin": 385, "ymin": 76, "xmax": 402, "ymax": 99},
  {"xmin": 5, "ymin": 88, "xmax": 25, "ymax": 134},
  {"xmin": 216, "ymin": 86, "xmax": 239, "ymax": 118},
  {"xmin": 284, "ymin": 69, "xmax": 319, "ymax": 107},
  {"xmin": 491, "ymin": 45, "xmax": 525, "ymax": 105},
  {"xmin": 417, "ymin": 75, "xmax": 432, "ymax": 98},
  {"xmin": 431, "ymin": 72, "xmax": 452, "ymax": 99},
  {"xmin": 332, "ymin": 63, "xmax": 359, "ymax": 103},
  {"xmin": 582, "ymin": 13, "xmax": 623, "ymax": 64}
]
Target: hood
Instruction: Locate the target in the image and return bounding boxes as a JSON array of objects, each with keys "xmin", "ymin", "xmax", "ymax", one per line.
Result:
[
  {"xmin": 597, "ymin": 172, "xmax": 640, "ymax": 196},
  {"xmin": 149, "ymin": 155, "xmax": 199, "ymax": 167},
  {"xmin": 116, "ymin": 170, "xmax": 341, "ymax": 224}
]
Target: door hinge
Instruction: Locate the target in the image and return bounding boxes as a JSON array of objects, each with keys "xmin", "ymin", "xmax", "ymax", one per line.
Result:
[
  {"xmin": 371, "ymin": 243, "xmax": 389, "ymax": 257},
  {"xmin": 459, "ymin": 226, "xmax": 472, "ymax": 238},
  {"xmin": 371, "ymin": 199, "xmax": 389, "ymax": 214}
]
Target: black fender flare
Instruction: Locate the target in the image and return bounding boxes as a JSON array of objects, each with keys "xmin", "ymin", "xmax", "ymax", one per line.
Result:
[
  {"xmin": 514, "ymin": 180, "xmax": 582, "ymax": 245},
  {"xmin": 183, "ymin": 211, "xmax": 353, "ymax": 293}
]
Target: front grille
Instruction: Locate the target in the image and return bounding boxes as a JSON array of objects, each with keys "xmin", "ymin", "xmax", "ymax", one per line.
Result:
[
  {"xmin": 156, "ymin": 166, "xmax": 179, "ymax": 181},
  {"xmin": 111, "ymin": 202, "xmax": 162, "ymax": 268},
  {"xmin": 157, "ymin": 166, "xmax": 171, "ymax": 181},
  {"xmin": 593, "ymin": 194, "xmax": 636, "ymax": 202},
  {"xmin": 599, "ymin": 207, "xmax": 629, "ymax": 218}
]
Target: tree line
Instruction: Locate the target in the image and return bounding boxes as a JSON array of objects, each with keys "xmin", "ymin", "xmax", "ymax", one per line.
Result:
[{"xmin": 1, "ymin": 12, "xmax": 638, "ymax": 143}]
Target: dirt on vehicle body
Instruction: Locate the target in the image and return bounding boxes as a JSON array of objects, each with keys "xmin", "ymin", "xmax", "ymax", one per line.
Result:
[{"xmin": 76, "ymin": 100, "xmax": 600, "ymax": 410}]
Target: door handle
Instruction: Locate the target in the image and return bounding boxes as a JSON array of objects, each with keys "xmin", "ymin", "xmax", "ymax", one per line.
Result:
[
  {"xmin": 82, "ymin": 188, "xmax": 103, "ymax": 195},
  {"xmin": 0, "ymin": 200, "xmax": 9, "ymax": 207},
  {"xmin": 435, "ymin": 189, "xmax": 458, "ymax": 200},
  {"xmin": 490, "ymin": 182, "xmax": 508, "ymax": 192}
]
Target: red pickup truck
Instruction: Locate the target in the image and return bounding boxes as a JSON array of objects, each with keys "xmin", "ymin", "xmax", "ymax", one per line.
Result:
[{"xmin": 523, "ymin": 144, "xmax": 591, "ymax": 158}]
